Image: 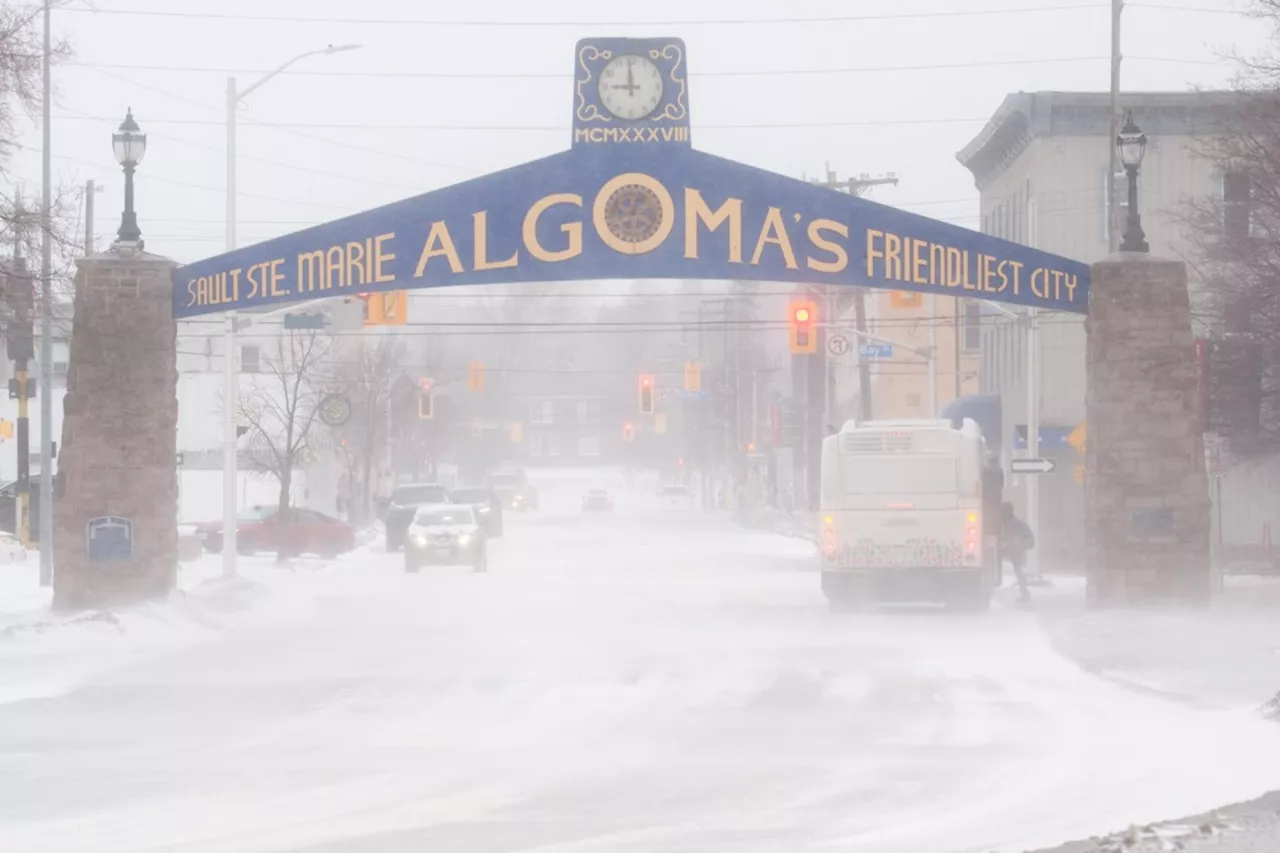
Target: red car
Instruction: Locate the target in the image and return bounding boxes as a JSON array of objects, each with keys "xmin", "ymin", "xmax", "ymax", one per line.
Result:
[{"xmin": 196, "ymin": 505, "xmax": 355, "ymax": 558}]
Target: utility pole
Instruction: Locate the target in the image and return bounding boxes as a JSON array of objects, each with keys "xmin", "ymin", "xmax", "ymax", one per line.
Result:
[
  {"xmin": 1108, "ymin": 0, "xmax": 1123, "ymax": 253},
  {"xmin": 83, "ymin": 179, "xmax": 102, "ymax": 257},
  {"xmin": 808, "ymin": 164, "xmax": 899, "ymax": 423},
  {"xmin": 10, "ymin": 199, "xmax": 32, "ymax": 549},
  {"xmin": 38, "ymin": 0, "xmax": 52, "ymax": 586}
]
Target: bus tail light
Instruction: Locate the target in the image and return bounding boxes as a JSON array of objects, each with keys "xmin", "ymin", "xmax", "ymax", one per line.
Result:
[
  {"xmin": 822, "ymin": 513, "xmax": 837, "ymax": 556},
  {"xmin": 964, "ymin": 511, "xmax": 980, "ymax": 563}
]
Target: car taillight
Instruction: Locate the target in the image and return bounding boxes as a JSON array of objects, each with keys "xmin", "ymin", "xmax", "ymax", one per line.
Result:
[
  {"xmin": 822, "ymin": 513, "xmax": 837, "ymax": 557},
  {"xmin": 964, "ymin": 511, "xmax": 980, "ymax": 563}
]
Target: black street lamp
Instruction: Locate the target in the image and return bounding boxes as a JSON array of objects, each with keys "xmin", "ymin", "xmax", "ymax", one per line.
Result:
[
  {"xmin": 1116, "ymin": 110, "xmax": 1149, "ymax": 253},
  {"xmin": 112, "ymin": 107, "xmax": 147, "ymax": 244}
]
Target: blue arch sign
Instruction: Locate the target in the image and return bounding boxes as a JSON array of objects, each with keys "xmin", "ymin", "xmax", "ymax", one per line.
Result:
[{"xmin": 173, "ymin": 38, "xmax": 1088, "ymax": 318}]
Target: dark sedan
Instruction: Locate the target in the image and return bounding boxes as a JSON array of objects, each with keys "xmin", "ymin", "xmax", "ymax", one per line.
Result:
[
  {"xmin": 449, "ymin": 486, "xmax": 503, "ymax": 537},
  {"xmin": 384, "ymin": 483, "xmax": 451, "ymax": 551},
  {"xmin": 582, "ymin": 489, "xmax": 613, "ymax": 512}
]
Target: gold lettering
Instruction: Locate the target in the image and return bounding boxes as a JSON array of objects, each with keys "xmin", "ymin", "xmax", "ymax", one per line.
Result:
[
  {"xmin": 1030, "ymin": 267, "xmax": 1046, "ymax": 299},
  {"xmin": 1062, "ymin": 272, "xmax": 1077, "ymax": 302},
  {"xmin": 929, "ymin": 243, "xmax": 946, "ymax": 286},
  {"xmin": 298, "ymin": 251, "xmax": 325, "ymax": 292},
  {"xmin": 1007, "ymin": 260, "xmax": 1024, "ymax": 295},
  {"xmin": 884, "ymin": 233, "xmax": 903, "ymax": 281},
  {"xmin": 866, "ymin": 229, "xmax": 884, "ymax": 278},
  {"xmin": 523, "ymin": 193, "xmax": 584, "ymax": 263},
  {"xmin": 472, "ymin": 213, "xmax": 519, "ymax": 271},
  {"xmin": 187, "ymin": 279, "xmax": 198, "ymax": 308},
  {"xmin": 911, "ymin": 238, "xmax": 928, "ymax": 285},
  {"xmin": 227, "ymin": 268, "xmax": 241, "ymax": 302},
  {"xmin": 805, "ymin": 219, "xmax": 848, "ymax": 273},
  {"xmin": 945, "ymin": 248, "xmax": 962, "ymax": 287},
  {"xmin": 750, "ymin": 207, "xmax": 798, "ymax": 269},
  {"xmin": 374, "ymin": 232, "xmax": 396, "ymax": 282},
  {"xmin": 684, "ymin": 189, "xmax": 743, "ymax": 263},
  {"xmin": 414, "ymin": 221, "xmax": 464, "ymax": 276},
  {"xmin": 268, "ymin": 259, "xmax": 288, "ymax": 297},
  {"xmin": 345, "ymin": 241, "xmax": 366, "ymax": 287},
  {"xmin": 961, "ymin": 251, "xmax": 973, "ymax": 290},
  {"xmin": 245, "ymin": 262, "xmax": 265, "ymax": 301}
]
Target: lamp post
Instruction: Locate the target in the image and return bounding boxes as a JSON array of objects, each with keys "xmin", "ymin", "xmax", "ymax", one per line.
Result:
[
  {"xmin": 1117, "ymin": 110, "xmax": 1149, "ymax": 253},
  {"xmin": 220, "ymin": 43, "xmax": 360, "ymax": 579},
  {"xmin": 112, "ymin": 108, "xmax": 146, "ymax": 244}
]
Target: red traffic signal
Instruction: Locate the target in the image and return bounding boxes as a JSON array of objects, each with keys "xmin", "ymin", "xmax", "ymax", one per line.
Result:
[
  {"xmin": 638, "ymin": 374, "xmax": 655, "ymax": 414},
  {"xmin": 790, "ymin": 300, "xmax": 818, "ymax": 354},
  {"xmin": 622, "ymin": 422, "xmax": 636, "ymax": 441}
]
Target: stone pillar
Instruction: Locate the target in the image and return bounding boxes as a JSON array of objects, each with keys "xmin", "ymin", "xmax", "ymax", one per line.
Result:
[
  {"xmin": 1085, "ymin": 253, "xmax": 1212, "ymax": 606},
  {"xmin": 53, "ymin": 247, "xmax": 179, "ymax": 611}
]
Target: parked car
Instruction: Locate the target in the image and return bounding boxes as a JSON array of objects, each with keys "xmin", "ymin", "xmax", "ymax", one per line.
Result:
[
  {"xmin": 449, "ymin": 486, "xmax": 503, "ymax": 537},
  {"xmin": 0, "ymin": 531, "xmax": 27, "ymax": 565},
  {"xmin": 195, "ymin": 506, "xmax": 355, "ymax": 558},
  {"xmin": 404, "ymin": 504, "xmax": 488, "ymax": 573},
  {"xmin": 384, "ymin": 483, "xmax": 452, "ymax": 552},
  {"xmin": 582, "ymin": 489, "xmax": 613, "ymax": 512}
]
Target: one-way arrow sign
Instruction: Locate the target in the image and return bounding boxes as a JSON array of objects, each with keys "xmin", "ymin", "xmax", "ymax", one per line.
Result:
[{"xmin": 1011, "ymin": 457, "xmax": 1056, "ymax": 475}]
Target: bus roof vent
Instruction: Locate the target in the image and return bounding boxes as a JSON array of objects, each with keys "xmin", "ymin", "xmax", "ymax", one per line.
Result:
[{"xmin": 842, "ymin": 430, "xmax": 914, "ymax": 453}]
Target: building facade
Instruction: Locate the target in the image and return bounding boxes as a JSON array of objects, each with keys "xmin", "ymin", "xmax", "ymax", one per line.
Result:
[{"xmin": 955, "ymin": 90, "xmax": 1238, "ymax": 568}]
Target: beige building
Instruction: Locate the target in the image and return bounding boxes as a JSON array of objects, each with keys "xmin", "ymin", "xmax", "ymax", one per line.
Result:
[
  {"xmin": 863, "ymin": 290, "xmax": 980, "ymax": 419},
  {"xmin": 946, "ymin": 90, "xmax": 1237, "ymax": 568}
]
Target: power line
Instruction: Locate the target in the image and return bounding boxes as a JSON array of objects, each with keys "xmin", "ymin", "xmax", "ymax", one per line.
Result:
[
  {"xmin": 63, "ymin": 55, "xmax": 1224, "ymax": 81},
  {"xmin": 58, "ymin": 4, "xmax": 1110, "ymax": 27},
  {"xmin": 55, "ymin": 113, "xmax": 991, "ymax": 131}
]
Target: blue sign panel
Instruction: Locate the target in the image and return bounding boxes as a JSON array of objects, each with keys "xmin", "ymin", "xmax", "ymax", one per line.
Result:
[
  {"xmin": 1012, "ymin": 425, "xmax": 1074, "ymax": 451},
  {"xmin": 859, "ymin": 343, "xmax": 894, "ymax": 359},
  {"xmin": 86, "ymin": 516, "xmax": 133, "ymax": 563},
  {"xmin": 173, "ymin": 39, "xmax": 1089, "ymax": 320}
]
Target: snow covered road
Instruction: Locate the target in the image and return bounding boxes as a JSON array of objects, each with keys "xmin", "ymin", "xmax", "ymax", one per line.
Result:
[{"xmin": 5, "ymin": 477, "xmax": 1280, "ymax": 852}]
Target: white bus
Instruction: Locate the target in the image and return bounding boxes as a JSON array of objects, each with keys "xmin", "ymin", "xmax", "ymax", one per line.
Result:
[{"xmin": 818, "ymin": 418, "xmax": 999, "ymax": 610}]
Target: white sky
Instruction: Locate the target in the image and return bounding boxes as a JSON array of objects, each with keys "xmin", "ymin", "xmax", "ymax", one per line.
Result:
[{"xmin": 11, "ymin": 0, "xmax": 1270, "ymax": 266}]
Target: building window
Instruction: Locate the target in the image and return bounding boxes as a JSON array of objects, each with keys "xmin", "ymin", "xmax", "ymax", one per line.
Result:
[
  {"xmin": 962, "ymin": 300, "xmax": 982, "ymax": 352},
  {"xmin": 578, "ymin": 435, "xmax": 601, "ymax": 457},
  {"xmin": 530, "ymin": 401, "xmax": 553, "ymax": 425},
  {"xmin": 905, "ymin": 393, "xmax": 921, "ymax": 408},
  {"xmin": 577, "ymin": 400, "xmax": 600, "ymax": 424},
  {"xmin": 1223, "ymin": 171, "xmax": 1253, "ymax": 239},
  {"xmin": 529, "ymin": 434, "xmax": 544, "ymax": 458},
  {"xmin": 547, "ymin": 434, "xmax": 562, "ymax": 457},
  {"xmin": 240, "ymin": 344, "xmax": 260, "ymax": 374}
]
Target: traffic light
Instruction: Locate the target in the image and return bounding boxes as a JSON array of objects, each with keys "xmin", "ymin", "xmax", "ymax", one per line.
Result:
[
  {"xmin": 365, "ymin": 290, "xmax": 408, "ymax": 326},
  {"xmin": 683, "ymin": 361, "xmax": 701, "ymax": 392},
  {"xmin": 418, "ymin": 390, "xmax": 434, "ymax": 420},
  {"xmin": 467, "ymin": 362, "xmax": 485, "ymax": 392},
  {"xmin": 789, "ymin": 300, "xmax": 818, "ymax": 354},
  {"xmin": 638, "ymin": 374, "xmax": 655, "ymax": 414},
  {"xmin": 622, "ymin": 422, "xmax": 636, "ymax": 442}
]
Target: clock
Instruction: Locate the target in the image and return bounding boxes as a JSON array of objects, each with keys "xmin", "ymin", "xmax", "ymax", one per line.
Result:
[{"xmin": 597, "ymin": 53, "xmax": 665, "ymax": 120}]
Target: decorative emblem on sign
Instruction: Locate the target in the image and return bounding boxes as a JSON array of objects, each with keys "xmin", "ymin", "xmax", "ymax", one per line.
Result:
[
  {"xmin": 318, "ymin": 393, "xmax": 352, "ymax": 427},
  {"xmin": 603, "ymin": 184, "xmax": 664, "ymax": 244}
]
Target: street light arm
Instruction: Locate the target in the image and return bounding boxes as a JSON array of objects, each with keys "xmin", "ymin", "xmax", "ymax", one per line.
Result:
[
  {"xmin": 236, "ymin": 50, "xmax": 327, "ymax": 101},
  {"xmin": 236, "ymin": 44, "xmax": 361, "ymax": 101}
]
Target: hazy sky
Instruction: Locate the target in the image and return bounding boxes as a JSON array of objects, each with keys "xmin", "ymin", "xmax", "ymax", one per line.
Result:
[{"xmin": 13, "ymin": 0, "xmax": 1269, "ymax": 266}]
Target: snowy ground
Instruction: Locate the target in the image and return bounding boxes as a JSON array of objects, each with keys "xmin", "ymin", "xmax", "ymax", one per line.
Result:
[{"xmin": 4, "ymin": 469, "xmax": 1280, "ymax": 852}]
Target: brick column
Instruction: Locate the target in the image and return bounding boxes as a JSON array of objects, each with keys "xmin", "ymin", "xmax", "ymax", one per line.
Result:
[
  {"xmin": 1085, "ymin": 253, "xmax": 1211, "ymax": 606},
  {"xmin": 53, "ymin": 247, "xmax": 179, "ymax": 611}
]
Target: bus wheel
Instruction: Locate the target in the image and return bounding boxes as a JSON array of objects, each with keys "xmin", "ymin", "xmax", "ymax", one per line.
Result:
[{"xmin": 822, "ymin": 574, "xmax": 867, "ymax": 613}]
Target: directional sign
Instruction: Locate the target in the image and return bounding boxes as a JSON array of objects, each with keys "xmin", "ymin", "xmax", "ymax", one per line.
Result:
[
  {"xmin": 1067, "ymin": 421, "xmax": 1086, "ymax": 454},
  {"xmin": 827, "ymin": 334, "xmax": 851, "ymax": 356},
  {"xmin": 1011, "ymin": 457, "xmax": 1056, "ymax": 475},
  {"xmin": 859, "ymin": 343, "xmax": 894, "ymax": 359}
]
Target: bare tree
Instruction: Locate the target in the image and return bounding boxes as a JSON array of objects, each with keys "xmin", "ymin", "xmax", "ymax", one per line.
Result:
[
  {"xmin": 238, "ymin": 331, "xmax": 331, "ymax": 557},
  {"xmin": 331, "ymin": 333, "xmax": 406, "ymax": 525}
]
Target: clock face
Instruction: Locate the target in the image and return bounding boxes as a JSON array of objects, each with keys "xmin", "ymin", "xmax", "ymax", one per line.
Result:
[{"xmin": 597, "ymin": 54, "xmax": 665, "ymax": 120}]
